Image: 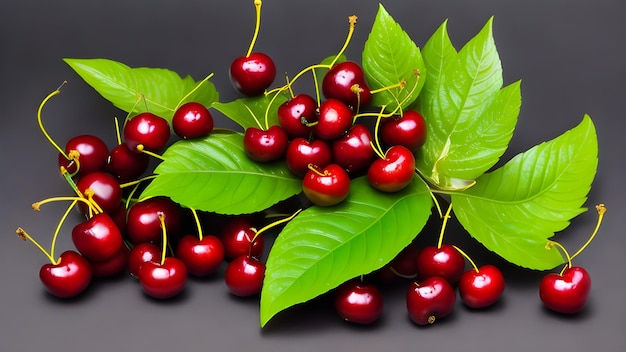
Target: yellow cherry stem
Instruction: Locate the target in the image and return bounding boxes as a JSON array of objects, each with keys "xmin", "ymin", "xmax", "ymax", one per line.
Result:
[
  {"xmin": 16, "ymin": 228, "xmax": 58, "ymax": 264},
  {"xmin": 190, "ymin": 208, "xmax": 204, "ymax": 241},
  {"xmin": 437, "ymin": 203, "xmax": 454, "ymax": 249},
  {"xmin": 570, "ymin": 203, "xmax": 607, "ymax": 260},
  {"xmin": 329, "ymin": 15, "xmax": 358, "ymax": 67},
  {"xmin": 251, "ymin": 208, "xmax": 303, "ymax": 244},
  {"xmin": 135, "ymin": 144, "xmax": 166, "ymax": 161},
  {"xmin": 246, "ymin": 0, "xmax": 263, "ymax": 57},
  {"xmin": 174, "ymin": 73, "xmax": 215, "ymax": 111},
  {"xmin": 546, "ymin": 241, "xmax": 573, "ymax": 275},
  {"xmin": 49, "ymin": 199, "xmax": 80, "ymax": 260},
  {"xmin": 452, "ymin": 245, "xmax": 479, "ymax": 273},
  {"xmin": 158, "ymin": 214, "xmax": 168, "ymax": 265},
  {"xmin": 37, "ymin": 82, "xmax": 68, "ymax": 159}
]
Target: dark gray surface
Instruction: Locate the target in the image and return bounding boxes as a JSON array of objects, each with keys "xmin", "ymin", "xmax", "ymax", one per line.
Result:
[{"xmin": 1, "ymin": 0, "xmax": 625, "ymax": 351}]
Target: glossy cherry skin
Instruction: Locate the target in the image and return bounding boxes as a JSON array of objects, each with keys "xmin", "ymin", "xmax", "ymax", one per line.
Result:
[
  {"xmin": 334, "ymin": 280, "xmax": 384, "ymax": 325},
  {"xmin": 126, "ymin": 197, "xmax": 183, "ymax": 244},
  {"xmin": 322, "ymin": 61, "xmax": 372, "ymax": 108},
  {"xmin": 302, "ymin": 164, "xmax": 351, "ymax": 207},
  {"xmin": 90, "ymin": 245, "xmax": 129, "ymax": 278},
  {"xmin": 380, "ymin": 111, "xmax": 427, "ymax": 152},
  {"xmin": 176, "ymin": 235, "xmax": 225, "ymax": 277},
  {"xmin": 71, "ymin": 213, "xmax": 123, "ymax": 262},
  {"xmin": 243, "ymin": 125, "xmax": 289, "ymax": 162},
  {"xmin": 415, "ymin": 244, "xmax": 465, "ymax": 285},
  {"xmin": 76, "ymin": 171, "xmax": 123, "ymax": 214},
  {"xmin": 314, "ymin": 99, "xmax": 354, "ymax": 141},
  {"xmin": 172, "ymin": 102, "xmax": 214, "ymax": 139},
  {"xmin": 138, "ymin": 257, "xmax": 188, "ymax": 299},
  {"xmin": 229, "ymin": 52, "xmax": 276, "ymax": 96},
  {"xmin": 39, "ymin": 250, "xmax": 92, "ymax": 298},
  {"xmin": 277, "ymin": 93, "xmax": 317, "ymax": 138},
  {"xmin": 59, "ymin": 134, "xmax": 109, "ymax": 177},
  {"xmin": 376, "ymin": 244, "xmax": 420, "ymax": 284},
  {"xmin": 458, "ymin": 265, "xmax": 505, "ymax": 308},
  {"xmin": 224, "ymin": 255, "xmax": 266, "ymax": 297},
  {"xmin": 285, "ymin": 138, "xmax": 332, "ymax": 177},
  {"xmin": 127, "ymin": 242, "xmax": 161, "ymax": 277},
  {"xmin": 406, "ymin": 276, "xmax": 456, "ymax": 325},
  {"xmin": 367, "ymin": 145, "xmax": 416, "ymax": 193},
  {"xmin": 123, "ymin": 112, "xmax": 171, "ymax": 152},
  {"xmin": 539, "ymin": 266, "xmax": 591, "ymax": 314},
  {"xmin": 332, "ymin": 123, "xmax": 375, "ymax": 174},
  {"xmin": 106, "ymin": 143, "xmax": 150, "ymax": 182},
  {"xmin": 220, "ymin": 217, "xmax": 263, "ymax": 261}
]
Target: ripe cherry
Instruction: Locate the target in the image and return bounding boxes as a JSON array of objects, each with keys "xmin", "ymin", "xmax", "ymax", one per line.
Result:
[
  {"xmin": 176, "ymin": 234, "xmax": 225, "ymax": 277},
  {"xmin": 539, "ymin": 266, "xmax": 591, "ymax": 314},
  {"xmin": 334, "ymin": 280, "xmax": 384, "ymax": 325},
  {"xmin": 90, "ymin": 245, "xmax": 129, "ymax": 278},
  {"xmin": 76, "ymin": 171, "xmax": 123, "ymax": 214},
  {"xmin": 220, "ymin": 217, "xmax": 264, "ymax": 261},
  {"xmin": 172, "ymin": 102, "xmax": 214, "ymax": 139},
  {"xmin": 71, "ymin": 212, "xmax": 123, "ymax": 262},
  {"xmin": 106, "ymin": 143, "xmax": 150, "ymax": 182},
  {"xmin": 380, "ymin": 110, "xmax": 427, "ymax": 152},
  {"xmin": 416, "ymin": 244, "xmax": 465, "ymax": 285},
  {"xmin": 126, "ymin": 197, "xmax": 183, "ymax": 244},
  {"xmin": 127, "ymin": 242, "xmax": 161, "ymax": 277},
  {"xmin": 243, "ymin": 125, "xmax": 289, "ymax": 162},
  {"xmin": 314, "ymin": 99, "xmax": 354, "ymax": 141},
  {"xmin": 39, "ymin": 250, "xmax": 92, "ymax": 299},
  {"xmin": 367, "ymin": 145, "xmax": 415, "ymax": 193},
  {"xmin": 322, "ymin": 61, "xmax": 372, "ymax": 108},
  {"xmin": 277, "ymin": 93, "xmax": 317, "ymax": 138},
  {"xmin": 138, "ymin": 257, "xmax": 188, "ymax": 299},
  {"xmin": 123, "ymin": 112, "xmax": 171, "ymax": 152},
  {"xmin": 302, "ymin": 163, "xmax": 351, "ymax": 207},
  {"xmin": 285, "ymin": 138, "xmax": 332, "ymax": 177},
  {"xmin": 406, "ymin": 276, "xmax": 456, "ymax": 325},
  {"xmin": 458, "ymin": 264, "xmax": 505, "ymax": 309},
  {"xmin": 376, "ymin": 243, "xmax": 420, "ymax": 284},
  {"xmin": 224, "ymin": 254, "xmax": 266, "ymax": 297},
  {"xmin": 58, "ymin": 134, "xmax": 109, "ymax": 177},
  {"xmin": 331, "ymin": 123, "xmax": 375, "ymax": 174}
]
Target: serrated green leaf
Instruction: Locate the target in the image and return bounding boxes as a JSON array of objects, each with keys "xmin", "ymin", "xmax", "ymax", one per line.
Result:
[
  {"xmin": 64, "ymin": 58, "xmax": 218, "ymax": 121},
  {"xmin": 362, "ymin": 4, "xmax": 425, "ymax": 111},
  {"xmin": 416, "ymin": 17, "xmax": 508, "ymax": 184},
  {"xmin": 260, "ymin": 176, "xmax": 432, "ymax": 327},
  {"xmin": 451, "ymin": 115, "xmax": 598, "ymax": 269},
  {"xmin": 140, "ymin": 131, "xmax": 301, "ymax": 215},
  {"xmin": 211, "ymin": 91, "xmax": 288, "ymax": 130}
]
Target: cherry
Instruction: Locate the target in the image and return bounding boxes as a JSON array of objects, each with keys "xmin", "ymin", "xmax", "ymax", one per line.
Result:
[
  {"xmin": 126, "ymin": 197, "xmax": 183, "ymax": 244},
  {"xmin": 243, "ymin": 125, "xmax": 289, "ymax": 162},
  {"xmin": 314, "ymin": 99, "xmax": 354, "ymax": 141},
  {"xmin": 76, "ymin": 171, "xmax": 123, "ymax": 214},
  {"xmin": 123, "ymin": 112, "xmax": 171, "ymax": 152},
  {"xmin": 220, "ymin": 217, "xmax": 264, "ymax": 261},
  {"xmin": 331, "ymin": 123, "xmax": 375, "ymax": 174},
  {"xmin": 71, "ymin": 212, "xmax": 123, "ymax": 262},
  {"xmin": 58, "ymin": 134, "xmax": 109, "ymax": 177},
  {"xmin": 277, "ymin": 93, "xmax": 317, "ymax": 138},
  {"xmin": 376, "ymin": 243, "xmax": 420, "ymax": 283},
  {"xmin": 367, "ymin": 145, "xmax": 415, "ymax": 193},
  {"xmin": 127, "ymin": 242, "xmax": 161, "ymax": 277},
  {"xmin": 322, "ymin": 61, "xmax": 372, "ymax": 108},
  {"xmin": 539, "ymin": 266, "xmax": 591, "ymax": 314},
  {"xmin": 406, "ymin": 276, "xmax": 456, "ymax": 325},
  {"xmin": 138, "ymin": 257, "xmax": 188, "ymax": 299},
  {"xmin": 172, "ymin": 102, "xmax": 214, "ymax": 139},
  {"xmin": 334, "ymin": 280, "xmax": 384, "ymax": 325},
  {"xmin": 458, "ymin": 264, "xmax": 505, "ymax": 309},
  {"xmin": 39, "ymin": 250, "xmax": 92, "ymax": 299},
  {"xmin": 285, "ymin": 137, "xmax": 332, "ymax": 177},
  {"xmin": 90, "ymin": 245, "xmax": 129, "ymax": 278},
  {"xmin": 380, "ymin": 110, "xmax": 427, "ymax": 152},
  {"xmin": 302, "ymin": 163, "xmax": 351, "ymax": 207},
  {"xmin": 415, "ymin": 244, "xmax": 465, "ymax": 285},
  {"xmin": 224, "ymin": 254, "xmax": 266, "ymax": 297},
  {"xmin": 176, "ymin": 234, "xmax": 225, "ymax": 277},
  {"xmin": 106, "ymin": 143, "xmax": 150, "ymax": 182}
]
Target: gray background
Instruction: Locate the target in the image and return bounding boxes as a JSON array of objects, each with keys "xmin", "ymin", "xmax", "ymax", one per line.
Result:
[{"xmin": 1, "ymin": 0, "xmax": 625, "ymax": 351}]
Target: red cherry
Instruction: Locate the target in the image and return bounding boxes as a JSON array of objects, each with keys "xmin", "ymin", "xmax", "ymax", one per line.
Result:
[
  {"xmin": 39, "ymin": 250, "xmax": 92, "ymax": 298},
  {"xmin": 172, "ymin": 102, "xmax": 214, "ymax": 139},
  {"xmin": 458, "ymin": 264, "xmax": 505, "ymax": 308},
  {"xmin": 314, "ymin": 99, "xmax": 354, "ymax": 141},
  {"xmin": 127, "ymin": 242, "xmax": 161, "ymax": 277},
  {"xmin": 58, "ymin": 134, "xmax": 109, "ymax": 177},
  {"xmin": 331, "ymin": 123, "xmax": 375, "ymax": 174},
  {"xmin": 229, "ymin": 52, "xmax": 276, "ymax": 96},
  {"xmin": 106, "ymin": 143, "xmax": 150, "ymax": 182},
  {"xmin": 224, "ymin": 255, "xmax": 266, "ymax": 297},
  {"xmin": 302, "ymin": 164, "xmax": 351, "ymax": 207},
  {"xmin": 334, "ymin": 280, "xmax": 384, "ymax": 325},
  {"xmin": 277, "ymin": 93, "xmax": 318, "ymax": 138},
  {"xmin": 90, "ymin": 245, "xmax": 129, "ymax": 278},
  {"xmin": 175, "ymin": 235, "xmax": 225, "ymax": 277},
  {"xmin": 539, "ymin": 266, "xmax": 591, "ymax": 314},
  {"xmin": 380, "ymin": 111, "xmax": 427, "ymax": 152},
  {"xmin": 126, "ymin": 197, "xmax": 183, "ymax": 244},
  {"xmin": 367, "ymin": 145, "xmax": 415, "ymax": 193},
  {"xmin": 71, "ymin": 213, "xmax": 123, "ymax": 262},
  {"xmin": 415, "ymin": 244, "xmax": 465, "ymax": 285},
  {"xmin": 123, "ymin": 112, "xmax": 171, "ymax": 152},
  {"xmin": 285, "ymin": 138, "xmax": 332, "ymax": 177},
  {"xmin": 138, "ymin": 257, "xmax": 188, "ymax": 299},
  {"xmin": 376, "ymin": 244, "xmax": 420, "ymax": 283},
  {"xmin": 243, "ymin": 125, "xmax": 289, "ymax": 162},
  {"xmin": 220, "ymin": 217, "xmax": 263, "ymax": 261},
  {"xmin": 406, "ymin": 276, "xmax": 456, "ymax": 325},
  {"xmin": 322, "ymin": 61, "xmax": 372, "ymax": 107},
  {"xmin": 76, "ymin": 171, "xmax": 123, "ymax": 214}
]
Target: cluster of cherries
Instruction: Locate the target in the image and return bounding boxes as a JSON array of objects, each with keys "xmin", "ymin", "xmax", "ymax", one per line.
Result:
[{"xmin": 16, "ymin": 0, "xmax": 606, "ymax": 329}]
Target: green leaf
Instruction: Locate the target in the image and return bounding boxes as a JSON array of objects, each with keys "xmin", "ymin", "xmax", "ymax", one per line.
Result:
[
  {"xmin": 451, "ymin": 115, "xmax": 598, "ymax": 269},
  {"xmin": 416, "ymin": 17, "xmax": 509, "ymax": 184},
  {"xmin": 211, "ymin": 91, "xmax": 288, "ymax": 130},
  {"xmin": 362, "ymin": 4, "xmax": 426, "ymax": 111},
  {"xmin": 260, "ymin": 176, "xmax": 432, "ymax": 327},
  {"xmin": 140, "ymin": 130, "xmax": 301, "ymax": 215},
  {"xmin": 64, "ymin": 58, "xmax": 218, "ymax": 121}
]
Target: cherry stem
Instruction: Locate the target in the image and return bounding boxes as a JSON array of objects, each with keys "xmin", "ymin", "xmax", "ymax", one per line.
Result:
[
  {"xmin": 174, "ymin": 73, "xmax": 215, "ymax": 111},
  {"xmin": 251, "ymin": 208, "xmax": 303, "ymax": 244},
  {"xmin": 119, "ymin": 175, "xmax": 157, "ymax": 190},
  {"xmin": 37, "ymin": 82, "xmax": 68, "ymax": 159},
  {"xmin": 113, "ymin": 117, "xmax": 122, "ymax": 145},
  {"xmin": 60, "ymin": 166, "xmax": 81, "ymax": 195},
  {"xmin": 546, "ymin": 241, "xmax": 573, "ymax": 275},
  {"xmin": 264, "ymin": 89, "xmax": 284, "ymax": 130},
  {"xmin": 370, "ymin": 105, "xmax": 389, "ymax": 159},
  {"xmin": 436, "ymin": 203, "xmax": 454, "ymax": 249},
  {"xmin": 328, "ymin": 15, "xmax": 357, "ymax": 68},
  {"xmin": 50, "ymin": 199, "xmax": 79, "ymax": 261},
  {"xmin": 158, "ymin": 214, "xmax": 167, "ymax": 265},
  {"xmin": 244, "ymin": 104, "xmax": 264, "ymax": 130},
  {"xmin": 307, "ymin": 163, "xmax": 330, "ymax": 177},
  {"xmin": 16, "ymin": 228, "xmax": 58, "ymax": 265},
  {"xmin": 245, "ymin": 0, "xmax": 263, "ymax": 57},
  {"xmin": 311, "ymin": 68, "xmax": 321, "ymax": 108},
  {"xmin": 190, "ymin": 208, "xmax": 203, "ymax": 241},
  {"xmin": 32, "ymin": 195, "xmax": 98, "ymax": 215},
  {"xmin": 135, "ymin": 144, "xmax": 166, "ymax": 161},
  {"xmin": 570, "ymin": 203, "xmax": 607, "ymax": 260},
  {"xmin": 452, "ymin": 245, "xmax": 479, "ymax": 273}
]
